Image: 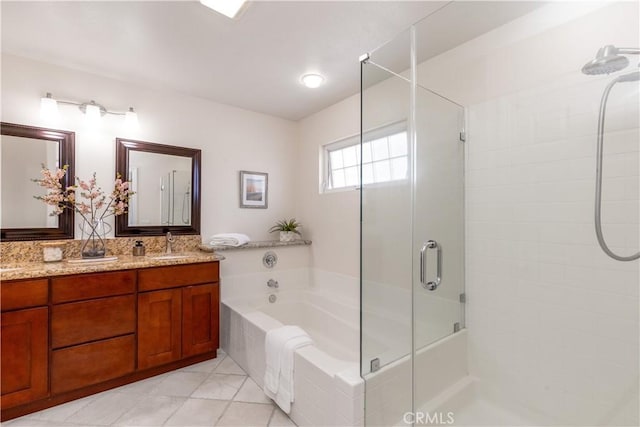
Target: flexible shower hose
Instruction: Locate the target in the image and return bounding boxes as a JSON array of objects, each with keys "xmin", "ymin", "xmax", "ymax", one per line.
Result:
[{"xmin": 594, "ymin": 75, "xmax": 640, "ymax": 261}]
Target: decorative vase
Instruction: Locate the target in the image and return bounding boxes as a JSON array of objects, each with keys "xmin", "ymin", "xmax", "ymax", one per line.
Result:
[
  {"xmin": 80, "ymin": 219, "xmax": 110, "ymax": 259},
  {"xmin": 279, "ymin": 231, "xmax": 297, "ymax": 242}
]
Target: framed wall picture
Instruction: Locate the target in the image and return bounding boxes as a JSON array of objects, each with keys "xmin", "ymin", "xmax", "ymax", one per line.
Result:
[{"xmin": 239, "ymin": 171, "xmax": 268, "ymax": 208}]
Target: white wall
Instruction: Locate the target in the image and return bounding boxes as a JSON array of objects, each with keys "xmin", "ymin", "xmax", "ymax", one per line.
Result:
[
  {"xmin": 295, "ymin": 94, "xmax": 361, "ymax": 278},
  {"xmin": 456, "ymin": 3, "xmax": 638, "ymax": 425},
  {"xmin": 1, "ymin": 54, "xmax": 298, "ymax": 241}
]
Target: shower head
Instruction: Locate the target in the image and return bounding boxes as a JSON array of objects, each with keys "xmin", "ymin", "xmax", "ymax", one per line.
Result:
[{"xmin": 582, "ymin": 45, "xmax": 630, "ymax": 75}]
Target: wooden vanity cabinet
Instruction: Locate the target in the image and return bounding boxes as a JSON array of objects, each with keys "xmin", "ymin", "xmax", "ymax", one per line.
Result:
[
  {"xmin": 137, "ymin": 262, "xmax": 219, "ymax": 369},
  {"xmin": 1, "ymin": 261, "xmax": 219, "ymax": 421},
  {"xmin": 0, "ymin": 279, "xmax": 49, "ymax": 410},
  {"xmin": 137, "ymin": 288, "xmax": 182, "ymax": 369},
  {"xmin": 182, "ymin": 283, "xmax": 219, "ymax": 358},
  {"xmin": 50, "ymin": 271, "xmax": 137, "ymax": 394}
]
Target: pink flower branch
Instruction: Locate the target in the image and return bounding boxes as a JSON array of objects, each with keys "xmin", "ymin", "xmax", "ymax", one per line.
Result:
[{"xmin": 33, "ymin": 165, "xmax": 134, "ymax": 224}]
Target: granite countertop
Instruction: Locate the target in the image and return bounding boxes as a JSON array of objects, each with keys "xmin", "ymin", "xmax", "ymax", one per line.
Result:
[
  {"xmin": 0, "ymin": 251, "xmax": 225, "ymax": 281},
  {"xmin": 200, "ymin": 240, "xmax": 312, "ymax": 252}
]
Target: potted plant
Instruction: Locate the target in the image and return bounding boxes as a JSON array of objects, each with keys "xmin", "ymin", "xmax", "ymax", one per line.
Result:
[{"xmin": 269, "ymin": 218, "xmax": 301, "ymax": 242}]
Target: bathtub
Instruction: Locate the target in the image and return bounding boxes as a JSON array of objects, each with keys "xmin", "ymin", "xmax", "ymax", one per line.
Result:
[{"xmin": 221, "ymin": 288, "xmax": 365, "ymax": 426}]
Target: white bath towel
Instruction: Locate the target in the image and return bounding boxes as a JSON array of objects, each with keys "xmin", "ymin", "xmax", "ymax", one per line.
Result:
[
  {"xmin": 263, "ymin": 325, "xmax": 313, "ymax": 413},
  {"xmin": 209, "ymin": 233, "xmax": 250, "ymax": 247}
]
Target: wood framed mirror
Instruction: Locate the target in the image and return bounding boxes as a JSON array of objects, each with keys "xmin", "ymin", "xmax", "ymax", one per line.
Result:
[
  {"xmin": 1, "ymin": 122, "xmax": 75, "ymax": 241},
  {"xmin": 115, "ymin": 138, "xmax": 201, "ymax": 236}
]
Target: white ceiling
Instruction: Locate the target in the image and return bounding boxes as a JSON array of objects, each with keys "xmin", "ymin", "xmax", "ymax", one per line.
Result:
[{"xmin": 1, "ymin": 1, "xmax": 543, "ymax": 121}]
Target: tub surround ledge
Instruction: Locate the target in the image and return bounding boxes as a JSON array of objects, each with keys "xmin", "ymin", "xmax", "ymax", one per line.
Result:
[{"xmin": 200, "ymin": 239, "xmax": 311, "ymax": 252}]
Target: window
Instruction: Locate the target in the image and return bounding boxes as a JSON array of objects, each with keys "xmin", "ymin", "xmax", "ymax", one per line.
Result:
[{"xmin": 323, "ymin": 123, "xmax": 408, "ymax": 192}]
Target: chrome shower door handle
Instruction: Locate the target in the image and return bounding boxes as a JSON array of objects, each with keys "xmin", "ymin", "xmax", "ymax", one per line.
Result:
[
  {"xmin": 420, "ymin": 243, "xmax": 428, "ymax": 285},
  {"xmin": 421, "ymin": 240, "xmax": 441, "ymax": 291}
]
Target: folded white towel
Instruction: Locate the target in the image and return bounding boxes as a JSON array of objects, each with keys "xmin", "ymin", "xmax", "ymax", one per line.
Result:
[
  {"xmin": 263, "ymin": 325, "xmax": 313, "ymax": 413},
  {"xmin": 209, "ymin": 233, "xmax": 250, "ymax": 247}
]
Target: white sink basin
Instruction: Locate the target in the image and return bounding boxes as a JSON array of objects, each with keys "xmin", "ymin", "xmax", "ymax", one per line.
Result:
[
  {"xmin": 149, "ymin": 254, "xmax": 190, "ymax": 260},
  {"xmin": 0, "ymin": 267, "xmax": 23, "ymax": 273}
]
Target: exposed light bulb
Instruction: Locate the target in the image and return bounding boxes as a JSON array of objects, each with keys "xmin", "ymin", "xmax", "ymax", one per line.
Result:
[
  {"xmin": 40, "ymin": 93, "xmax": 59, "ymax": 120},
  {"xmin": 301, "ymin": 74, "xmax": 325, "ymax": 89},
  {"xmin": 199, "ymin": 0, "xmax": 248, "ymax": 19},
  {"xmin": 125, "ymin": 107, "xmax": 139, "ymax": 131},
  {"xmin": 84, "ymin": 101, "xmax": 102, "ymax": 124}
]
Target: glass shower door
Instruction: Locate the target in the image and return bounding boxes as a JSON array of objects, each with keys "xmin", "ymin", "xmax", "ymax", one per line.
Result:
[
  {"xmin": 360, "ymin": 29, "xmax": 413, "ymax": 427},
  {"xmin": 412, "ymin": 86, "xmax": 465, "ymax": 350},
  {"xmin": 360, "ymin": 26, "xmax": 465, "ymax": 424}
]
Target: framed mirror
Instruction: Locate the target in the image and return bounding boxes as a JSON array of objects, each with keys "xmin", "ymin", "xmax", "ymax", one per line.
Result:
[
  {"xmin": 115, "ymin": 138, "xmax": 201, "ymax": 236},
  {"xmin": 1, "ymin": 122, "xmax": 75, "ymax": 241}
]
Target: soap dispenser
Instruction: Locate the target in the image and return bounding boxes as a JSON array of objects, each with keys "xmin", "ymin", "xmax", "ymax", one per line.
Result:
[{"xmin": 132, "ymin": 240, "xmax": 146, "ymax": 256}]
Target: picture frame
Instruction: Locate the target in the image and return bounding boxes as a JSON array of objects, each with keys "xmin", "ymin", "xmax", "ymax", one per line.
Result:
[{"xmin": 239, "ymin": 170, "xmax": 268, "ymax": 209}]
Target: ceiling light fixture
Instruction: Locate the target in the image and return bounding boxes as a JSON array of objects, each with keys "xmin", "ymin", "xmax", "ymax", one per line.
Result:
[
  {"xmin": 300, "ymin": 73, "xmax": 325, "ymax": 89},
  {"xmin": 199, "ymin": 0, "xmax": 249, "ymax": 19},
  {"xmin": 40, "ymin": 93, "xmax": 138, "ymax": 129}
]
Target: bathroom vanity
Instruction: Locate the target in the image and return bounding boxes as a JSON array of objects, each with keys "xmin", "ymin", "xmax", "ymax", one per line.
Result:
[{"xmin": 0, "ymin": 256, "xmax": 220, "ymax": 421}]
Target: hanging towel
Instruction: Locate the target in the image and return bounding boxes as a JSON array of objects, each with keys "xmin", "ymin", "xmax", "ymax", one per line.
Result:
[
  {"xmin": 263, "ymin": 325, "xmax": 313, "ymax": 413},
  {"xmin": 209, "ymin": 233, "xmax": 251, "ymax": 247}
]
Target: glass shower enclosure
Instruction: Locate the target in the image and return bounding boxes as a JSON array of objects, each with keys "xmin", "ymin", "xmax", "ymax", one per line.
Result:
[
  {"xmin": 360, "ymin": 2, "xmax": 640, "ymax": 426},
  {"xmin": 360, "ymin": 23, "xmax": 465, "ymax": 426}
]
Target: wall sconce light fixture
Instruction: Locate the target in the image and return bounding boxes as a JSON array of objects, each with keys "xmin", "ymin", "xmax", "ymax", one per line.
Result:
[{"xmin": 40, "ymin": 92, "xmax": 138, "ymax": 129}]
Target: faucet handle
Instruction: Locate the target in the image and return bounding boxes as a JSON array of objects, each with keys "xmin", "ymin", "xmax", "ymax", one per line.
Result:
[{"xmin": 267, "ymin": 279, "xmax": 279, "ymax": 288}]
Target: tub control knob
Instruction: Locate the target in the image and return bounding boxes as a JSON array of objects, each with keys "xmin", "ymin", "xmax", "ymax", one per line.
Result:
[
  {"xmin": 267, "ymin": 279, "xmax": 279, "ymax": 288},
  {"xmin": 263, "ymin": 251, "xmax": 278, "ymax": 268}
]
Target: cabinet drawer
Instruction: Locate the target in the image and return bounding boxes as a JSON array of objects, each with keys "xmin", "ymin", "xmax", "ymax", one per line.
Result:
[
  {"xmin": 138, "ymin": 262, "xmax": 219, "ymax": 291},
  {"xmin": 51, "ymin": 335, "xmax": 135, "ymax": 394},
  {"xmin": 52, "ymin": 270, "xmax": 136, "ymax": 304},
  {"xmin": 52, "ymin": 295, "xmax": 135, "ymax": 348},
  {"xmin": 1, "ymin": 279, "xmax": 48, "ymax": 312}
]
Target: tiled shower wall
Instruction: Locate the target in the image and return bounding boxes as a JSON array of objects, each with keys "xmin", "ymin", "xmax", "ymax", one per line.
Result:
[{"xmin": 465, "ymin": 59, "xmax": 639, "ymax": 425}]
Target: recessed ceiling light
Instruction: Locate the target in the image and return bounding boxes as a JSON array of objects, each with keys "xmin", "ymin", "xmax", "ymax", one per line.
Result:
[
  {"xmin": 300, "ymin": 74, "xmax": 325, "ymax": 89},
  {"xmin": 199, "ymin": 0, "xmax": 249, "ymax": 19}
]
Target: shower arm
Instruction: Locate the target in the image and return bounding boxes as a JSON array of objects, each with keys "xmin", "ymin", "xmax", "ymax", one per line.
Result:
[
  {"xmin": 594, "ymin": 77, "xmax": 640, "ymax": 261},
  {"xmin": 616, "ymin": 47, "xmax": 640, "ymax": 55}
]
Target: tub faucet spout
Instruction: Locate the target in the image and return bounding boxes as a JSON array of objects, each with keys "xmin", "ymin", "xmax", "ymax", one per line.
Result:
[{"xmin": 267, "ymin": 279, "xmax": 279, "ymax": 288}]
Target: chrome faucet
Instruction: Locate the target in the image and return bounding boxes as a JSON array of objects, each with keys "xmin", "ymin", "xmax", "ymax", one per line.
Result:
[
  {"xmin": 267, "ymin": 279, "xmax": 279, "ymax": 288},
  {"xmin": 166, "ymin": 231, "xmax": 175, "ymax": 254}
]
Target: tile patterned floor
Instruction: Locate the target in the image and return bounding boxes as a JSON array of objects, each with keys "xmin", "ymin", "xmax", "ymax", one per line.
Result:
[{"xmin": 3, "ymin": 352, "xmax": 296, "ymax": 427}]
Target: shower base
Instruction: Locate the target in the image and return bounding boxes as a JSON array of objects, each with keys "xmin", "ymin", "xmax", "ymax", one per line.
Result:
[{"xmin": 418, "ymin": 377, "xmax": 547, "ymax": 426}]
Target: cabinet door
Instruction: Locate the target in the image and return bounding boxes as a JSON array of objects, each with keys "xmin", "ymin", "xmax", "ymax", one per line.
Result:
[
  {"xmin": 137, "ymin": 289, "xmax": 182, "ymax": 370},
  {"xmin": 1, "ymin": 307, "xmax": 48, "ymax": 409},
  {"xmin": 182, "ymin": 283, "xmax": 219, "ymax": 357}
]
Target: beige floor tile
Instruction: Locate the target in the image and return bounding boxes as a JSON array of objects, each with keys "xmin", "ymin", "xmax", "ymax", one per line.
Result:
[
  {"xmin": 179, "ymin": 355, "xmax": 225, "ymax": 373},
  {"xmin": 113, "ymin": 374, "xmax": 166, "ymax": 395},
  {"xmin": 164, "ymin": 398, "xmax": 229, "ymax": 426},
  {"xmin": 150, "ymin": 371, "xmax": 209, "ymax": 397},
  {"xmin": 66, "ymin": 392, "xmax": 144, "ymax": 426},
  {"xmin": 26, "ymin": 395, "xmax": 96, "ymax": 421},
  {"xmin": 234, "ymin": 377, "xmax": 272, "ymax": 404},
  {"xmin": 214, "ymin": 356, "xmax": 246, "ymax": 375},
  {"xmin": 216, "ymin": 402, "xmax": 274, "ymax": 427},
  {"xmin": 192, "ymin": 374, "xmax": 246, "ymax": 400},
  {"xmin": 4, "ymin": 420, "xmax": 95, "ymax": 427},
  {"xmin": 113, "ymin": 395, "xmax": 186, "ymax": 426},
  {"xmin": 269, "ymin": 407, "xmax": 297, "ymax": 426}
]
